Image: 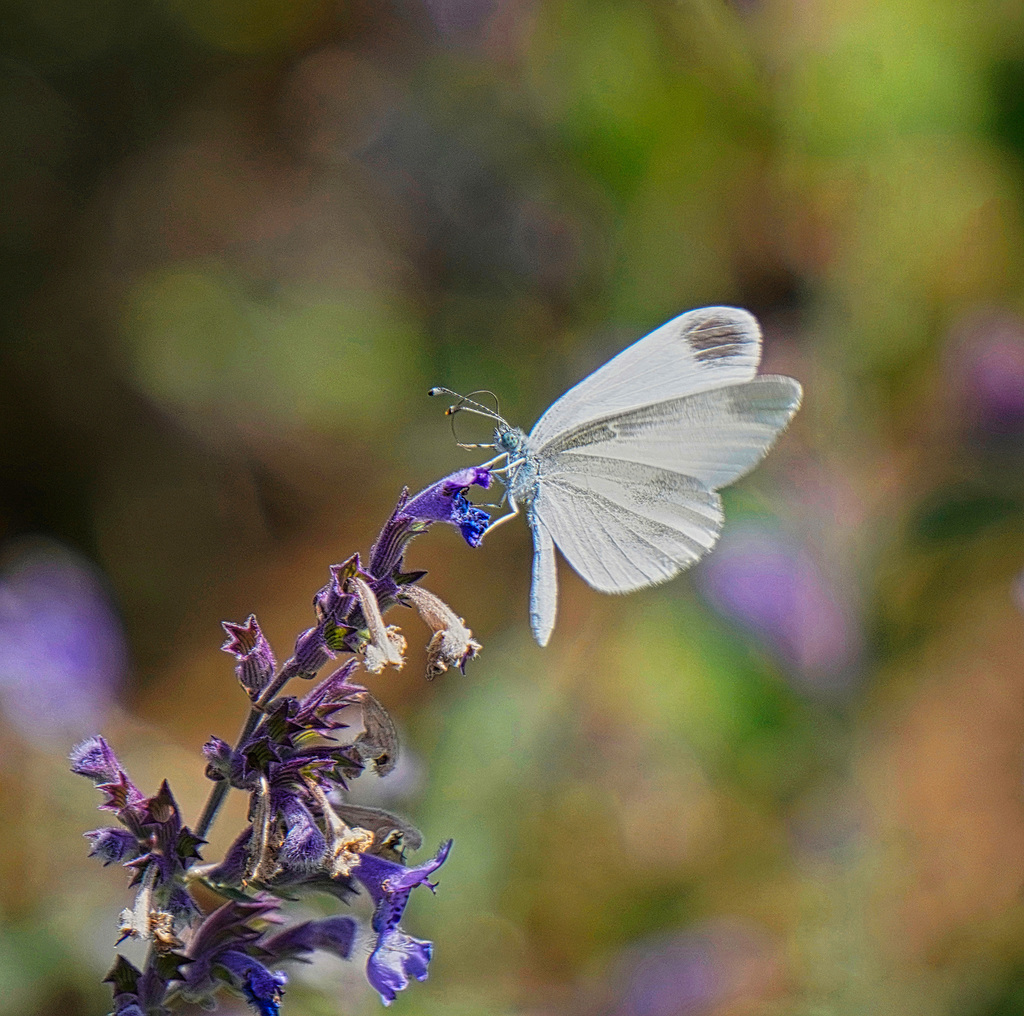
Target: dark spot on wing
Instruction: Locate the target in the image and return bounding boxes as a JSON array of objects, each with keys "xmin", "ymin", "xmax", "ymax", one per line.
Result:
[
  {"xmin": 687, "ymin": 317, "xmax": 750, "ymax": 363},
  {"xmin": 694, "ymin": 340, "xmax": 746, "ymax": 363}
]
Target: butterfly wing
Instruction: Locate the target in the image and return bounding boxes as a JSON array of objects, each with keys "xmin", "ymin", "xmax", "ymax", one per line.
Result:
[
  {"xmin": 524, "ymin": 377, "xmax": 800, "ymax": 641},
  {"xmin": 526, "ymin": 507, "xmax": 559, "ymax": 647},
  {"xmin": 529, "ymin": 306, "xmax": 764, "ymax": 447},
  {"xmin": 530, "ymin": 457, "xmax": 724, "ymax": 597},
  {"xmin": 515, "ymin": 306, "xmax": 801, "ymax": 645},
  {"xmin": 537, "ymin": 375, "xmax": 803, "ymax": 490}
]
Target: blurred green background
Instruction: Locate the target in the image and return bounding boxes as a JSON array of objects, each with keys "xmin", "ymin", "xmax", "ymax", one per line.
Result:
[{"xmin": 3, "ymin": 0, "xmax": 1024, "ymax": 1013}]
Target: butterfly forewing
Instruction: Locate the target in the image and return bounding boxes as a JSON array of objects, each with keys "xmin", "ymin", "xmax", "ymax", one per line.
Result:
[{"xmin": 528, "ymin": 306, "xmax": 763, "ymax": 447}]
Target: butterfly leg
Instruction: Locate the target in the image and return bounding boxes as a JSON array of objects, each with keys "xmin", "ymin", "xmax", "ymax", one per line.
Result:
[
  {"xmin": 481, "ymin": 496, "xmax": 519, "ymax": 537},
  {"xmin": 474, "ymin": 452, "xmax": 509, "ymax": 468},
  {"xmin": 486, "ymin": 457, "xmax": 525, "ymax": 477}
]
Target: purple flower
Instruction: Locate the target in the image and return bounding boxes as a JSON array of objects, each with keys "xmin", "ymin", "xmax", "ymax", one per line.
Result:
[
  {"xmin": 85, "ymin": 827, "xmax": 138, "ymax": 866},
  {"xmin": 74, "ymin": 744, "xmax": 206, "ymax": 939},
  {"xmin": 600, "ymin": 919, "xmax": 776, "ymax": 1016},
  {"xmin": 404, "ymin": 467, "xmax": 492, "ymax": 547},
  {"xmin": 221, "ymin": 615, "xmax": 276, "ymax": 699},
  {"xmin": 279, "ymin": 622, "xmax": 335, "ymax": 682},
  {"xmin": 262, "ymin": 915, "xmax": 357, "ymax": 963},
  {"xmin": 181, "ymin": 898, "xmax": 284, "ymax": 1006},
  {"xmin": 219, "ymin": 951, "xmax": 287, "ymax": 1016},
  {"xmin": 277, "ymin": 795, "xmax": 327, "ymax": 874},
  {"xmin": 201, "ymin": 735, "xmax": 241, "ymax": 785},
  {"xmin": 179, "ymin": 898, "xmax": 361, "ymax": 1014},
  {"xmin": 367, "ymin": 930, "xmax": 433, "ymax": 1005},
  {"xmin": 0, "ymin": 539, "xmax": 126, "ymax": 742},
  {"xmin": 696, "ymin": 523, "xmax": 859, "ymax": 695},
  {"xmin": 82, "ymin": 474, "xmax": 472, "ymax": 1013},
  {"xmin": 124, "ymin": 781, "xmax": 199, "ymax": 874},
  {"xmin": 313, "ymin": 561, "xmax": 358, "ymax": 624},
  {"xmin": 351, "ymin": 840, "xmax": 452, "ymax": 1004},
  {"xmin": 295, "ymin": 659, "xmax": 364, "ymax": 730},
  {"xmin": 70, "ymin": 734, "xmax": 129, "ymax": 786}
]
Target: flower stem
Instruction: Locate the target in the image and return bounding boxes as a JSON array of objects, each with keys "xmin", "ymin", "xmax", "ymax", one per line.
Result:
[{"xmin": 195, "ymin": 706, "xmax": 262, "ymax": 839}]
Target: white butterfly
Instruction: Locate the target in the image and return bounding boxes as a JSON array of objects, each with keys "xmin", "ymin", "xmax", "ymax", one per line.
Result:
[{"xmin": 432, "ymin": 306, "xmax": 802, "ymax": 646}]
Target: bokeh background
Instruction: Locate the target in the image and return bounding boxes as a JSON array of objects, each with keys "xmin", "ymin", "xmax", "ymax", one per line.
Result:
[{"xmin": 3, "ymin": 0, "xmax": 1024, "ymax": 1013}]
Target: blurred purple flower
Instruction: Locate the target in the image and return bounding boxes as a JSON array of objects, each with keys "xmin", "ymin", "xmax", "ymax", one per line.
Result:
[
  {"xmin": 696, "ymin": 523, "xmax": 859, "ymax": 695},
  {"xmin": 0, "ymin": 538, "xmax": 126, "ymax": 742},
  {"xmin": 421, "ymin": 0, "xmax": 501, "ymax": 37},
  {"xmin": 599, "ymin": 919, "xmax": 778, "ymax": 1016},
  {"xmin": 418, "ymin": 0, "xmax": 536, "ymax": 60},
  {"xmin": 947, "ymin": 310, "xmax": 1024, "ymax": 437}
]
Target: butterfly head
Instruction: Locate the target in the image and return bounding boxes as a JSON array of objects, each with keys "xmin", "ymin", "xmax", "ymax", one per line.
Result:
[{"xmin": 494, "ymin": 425, "xmax": 526, "ymax": 457}]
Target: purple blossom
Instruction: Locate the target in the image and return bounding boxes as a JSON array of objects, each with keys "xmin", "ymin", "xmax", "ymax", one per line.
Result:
[
  {"xmin": 262, "ymin": 915, "xmax": 357, "ymax": 963},
  {"xmin": 219, "ymin": 951, "xmax": 287, "ymax": 1016},
  {"xmin": 115, "ymin": 779, "xmax": 204, "ymax": 912},
  {"xmin": 367, "ymin": 930, "xmax": 433, "ymax": 1005},
  {"xmin": 70, "ymin": 734, "xmax": 130, "ymax": 787},
  {"xmin": 84, "ymin": 827, "xmax": 138, "ymax": 866},
  {"xmin": 369, "ymin": 467, "xmax": 491, "ymax": 583},
  {"xmin": 201, "ymin": 736, "xmax": 240, "ymax": 785},
  {"xmin": 295, "ymin": 659, "xmax": 363, "ymax": 729},
  {"xmin": 277, "ymin": 795, "xmax": 327, "ymax": 874},
  {"xmin": 221, "ymin": 615, "xmax": 276, "ymax": 699},
  {"xmin": 280, "ymin": 622, "xmax": 335, "ymax": 682},
  {"xmin": 599, "ymin": 919, "xmax": 777, "ymax": 1016},
  {"xmin": 404, "ymin": 466, "xmax": 493, "ymax": 547},
  {"xmin": 352, "ymin": 840, "xmax": 452, "ymax": 1004},
  {"xmin": 313, "ymin": 561, "xmax": 358, "ymax": 624},
  {"xmin": 696, "ymin": 523, "xmax": 860, "ymax": 696},
  {"xmin": 180, "ymin": 898, "xmax": 284, "ymax": 1007}
]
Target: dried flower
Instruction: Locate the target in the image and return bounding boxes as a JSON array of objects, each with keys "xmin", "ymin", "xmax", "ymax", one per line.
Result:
[
  {"xmin": 351, "ymin": 576, "xmax": 407, "ymax": 673},
  {"xmin": 401, "ymin": 584, "xmax": 481, "ymax": 679}
]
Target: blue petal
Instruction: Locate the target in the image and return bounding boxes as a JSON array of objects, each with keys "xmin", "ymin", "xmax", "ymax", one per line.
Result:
[{"xmin": 366, "ymin": 929, "xmax": 433, "ymax": 1006}]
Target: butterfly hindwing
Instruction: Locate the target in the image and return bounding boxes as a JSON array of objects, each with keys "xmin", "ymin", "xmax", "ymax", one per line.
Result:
[{"xmin": 531, "ymin": 467, "xmax": 724, "ymax": 596}]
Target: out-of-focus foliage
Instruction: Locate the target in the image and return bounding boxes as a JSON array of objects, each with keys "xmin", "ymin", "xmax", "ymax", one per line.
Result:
[{"xmin": 3, "ymin": 0, "xmax": 1024, "ymax": 1013}]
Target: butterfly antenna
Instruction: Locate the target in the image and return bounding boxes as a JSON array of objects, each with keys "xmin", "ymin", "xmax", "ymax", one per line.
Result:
[{"xmin": 428, "ymin": 387, "xmax": 507, "ymax": 449}]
